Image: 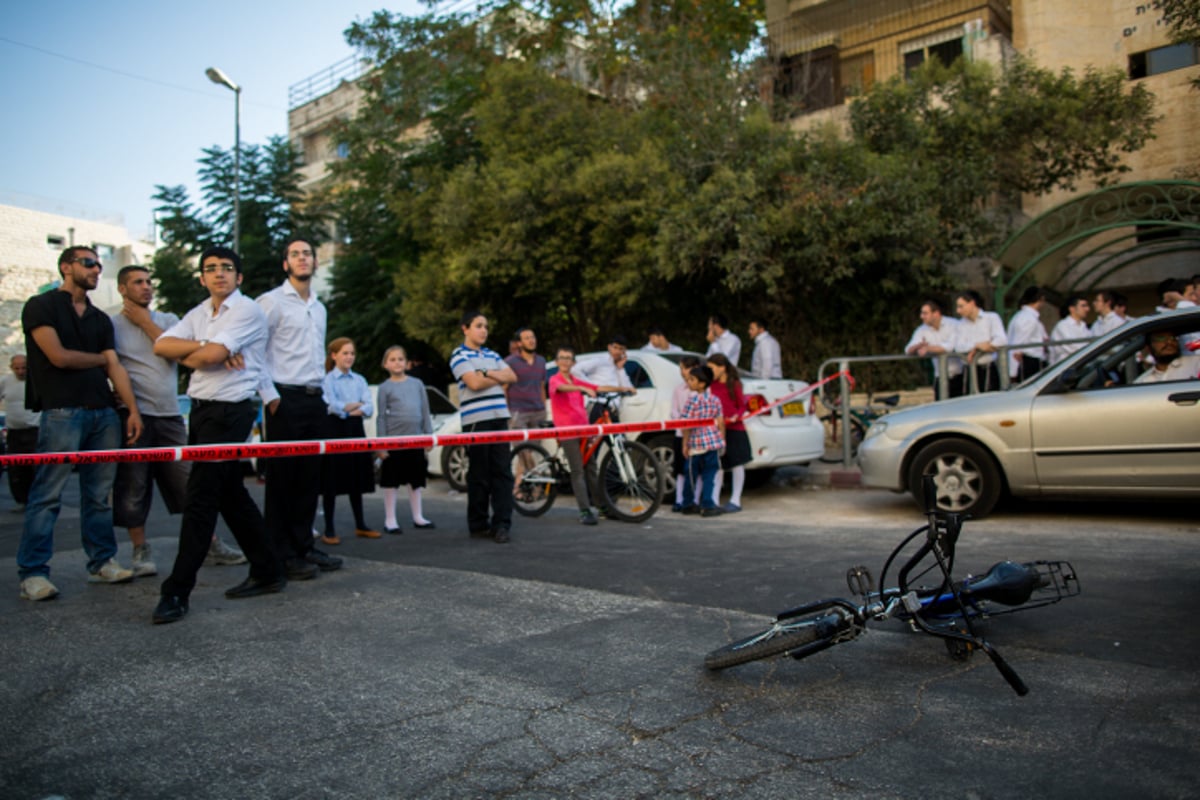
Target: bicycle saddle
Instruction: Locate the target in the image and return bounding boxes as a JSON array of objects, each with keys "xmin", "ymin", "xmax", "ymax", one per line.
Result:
[
  {"xmin": 960, "ymin": 561, "xmax": 1042, "ymax": 606},
  {"xmin": 876, "ymin": 394, "xmax": 901, "ymax": 407}
]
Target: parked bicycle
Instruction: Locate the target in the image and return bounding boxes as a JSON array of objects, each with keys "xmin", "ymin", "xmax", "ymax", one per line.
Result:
[
  {"xmin": 817, "ymin": 389, "xmax": 900, "ymax": 462},
  {"xmin": 510, "ymin": 393, "xmax": 666, "ymax": 523},
  {"xmin": 704, "ymin": 478, "xmax": 1080, "ymax": 695}
]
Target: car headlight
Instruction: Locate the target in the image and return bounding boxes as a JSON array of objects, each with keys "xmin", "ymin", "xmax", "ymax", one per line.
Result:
[{"xmin": 864, "ymin": 420, "xmax": 887, "ymax": 439}]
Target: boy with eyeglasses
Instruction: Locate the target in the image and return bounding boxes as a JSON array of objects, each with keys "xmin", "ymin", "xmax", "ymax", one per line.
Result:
[{"xmin": 149, "ymin": 246, "xmax": 284, "ymax": 623}]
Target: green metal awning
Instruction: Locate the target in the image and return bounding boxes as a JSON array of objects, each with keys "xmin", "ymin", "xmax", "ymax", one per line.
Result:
[{"xmin": 992, "ymin": 180, "xmax": 1200, "ymax": 315}]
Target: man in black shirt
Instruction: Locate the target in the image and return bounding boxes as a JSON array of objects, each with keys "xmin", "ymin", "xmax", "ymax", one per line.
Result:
[{"xmin": 18, "ymin": 246, "xmax": 143, "ymax": 601}]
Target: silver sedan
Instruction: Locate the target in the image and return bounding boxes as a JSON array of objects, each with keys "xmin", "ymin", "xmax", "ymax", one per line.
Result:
[{"xmin": 858, "ymin": 307, "xmax": 1200, "ymax": 516}]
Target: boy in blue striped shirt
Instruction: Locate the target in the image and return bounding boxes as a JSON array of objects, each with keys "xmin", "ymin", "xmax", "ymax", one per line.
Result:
[{"xmin": 449, "ymin": 311, "xmax": 518, "ymax": 542}]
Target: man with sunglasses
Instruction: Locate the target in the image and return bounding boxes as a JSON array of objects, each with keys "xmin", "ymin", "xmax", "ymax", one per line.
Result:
[
  {"xmin": 149, "ymin": 246, "xmax": 284, "ymax": 624},
  {"xmin": 17, "ymin": 247, "xmax": 143, "ymax": 601}
]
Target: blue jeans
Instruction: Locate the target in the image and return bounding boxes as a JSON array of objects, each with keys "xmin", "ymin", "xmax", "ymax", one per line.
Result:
[
  {"xmin": 18, "ymin": 407, "xmax": 121, "ymax": 579},
  {"xmin": 682, "ymin": 449, "xmax": 720, "ymax": 510}
]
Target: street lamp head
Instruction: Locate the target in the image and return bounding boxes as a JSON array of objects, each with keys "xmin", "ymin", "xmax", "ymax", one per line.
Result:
[{"xmin": 205, "ymin": 66, "xmax": 240, "ymax": 92}]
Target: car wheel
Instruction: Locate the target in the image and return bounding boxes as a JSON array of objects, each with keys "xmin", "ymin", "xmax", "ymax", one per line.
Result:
[
  {"xmin": 441, "ymin": 445, "xmax": 469, "ymax": 493},
  {"xmin": 643, "ymin": 434, "xmax": 676, "ymax": 498},
  {"xmin": 906, "ymin": 438, "xmax": 1002, "ymax": 518}
]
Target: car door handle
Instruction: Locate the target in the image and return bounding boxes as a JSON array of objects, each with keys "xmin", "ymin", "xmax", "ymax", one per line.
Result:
[{"xmin": 1167, "ymin": 391, "xmax": 1200, "ymax": 405}]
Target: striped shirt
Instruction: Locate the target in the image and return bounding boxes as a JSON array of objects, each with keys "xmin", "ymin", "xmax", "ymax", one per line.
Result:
[{"xmin": 450, "ymin": 343, "xmax": 511, "ymax": 426}]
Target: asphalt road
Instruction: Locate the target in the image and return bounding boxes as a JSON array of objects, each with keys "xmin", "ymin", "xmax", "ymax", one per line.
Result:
[{"xmin": 1, "ymin": 465, "xmax": 1197, "ymax": 799}]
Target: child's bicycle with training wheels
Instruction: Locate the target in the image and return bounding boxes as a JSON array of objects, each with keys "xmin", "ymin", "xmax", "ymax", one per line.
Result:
[
  {"xmin": 510, "ymin": 393, "xmax": 665, "ymax": 523},
  {"xmin": 704, "ymin": 477, "xmax": 1080, "ymax": 695}
]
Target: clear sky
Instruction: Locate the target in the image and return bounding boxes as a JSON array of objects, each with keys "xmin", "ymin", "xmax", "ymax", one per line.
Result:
[{"xmin": 0, "ymin": 0, "xmax": 434, "ymax": 242}]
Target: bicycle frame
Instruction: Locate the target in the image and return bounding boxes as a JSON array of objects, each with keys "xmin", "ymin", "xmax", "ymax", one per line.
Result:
[{"xmin": 705, "ymin": 477, "xmax": 1080, "ymax": 694}]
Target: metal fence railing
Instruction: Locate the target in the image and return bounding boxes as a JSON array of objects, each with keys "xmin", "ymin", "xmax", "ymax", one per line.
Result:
[{"xmin": 816, "ymin": 336, "xmax": 1099, "ymax": 468}]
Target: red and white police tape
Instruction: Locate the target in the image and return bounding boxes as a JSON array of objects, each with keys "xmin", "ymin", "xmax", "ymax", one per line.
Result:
[{"xmin": 0, "ymin": 370, "xmax": 852, "ymax": 467}]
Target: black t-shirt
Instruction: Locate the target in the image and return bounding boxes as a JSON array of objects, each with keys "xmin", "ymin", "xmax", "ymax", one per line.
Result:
[{"xmin": 21, "ymin": 289, "xmax": 116, "ymax": 412}]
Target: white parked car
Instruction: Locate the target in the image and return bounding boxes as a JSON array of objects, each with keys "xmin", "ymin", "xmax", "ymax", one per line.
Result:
[{"xmin": 429, "ymin": 350, "xmax": 825, "ymax": 492}]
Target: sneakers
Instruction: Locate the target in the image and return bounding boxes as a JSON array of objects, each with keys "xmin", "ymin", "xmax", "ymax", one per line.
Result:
[
  {"xmin": 580, "ymin": 510, "xmax": 599, "ymax": 526},
  {"xmin": 88, "ymin": 558, "xmax": 135, "ymax": 584},
  {"xmin": 19, "ymin": 575, "xmax": 59, "ymax": 601},
  {"xmin": 205, "ymin": 537, "xmax": 247, "ymax": 566},
  {"xmin": 132, "ymin": 544, "xmax": 158, "ymax": 577}
]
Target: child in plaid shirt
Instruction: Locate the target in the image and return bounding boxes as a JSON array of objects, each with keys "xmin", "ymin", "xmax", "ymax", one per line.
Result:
[{"xmin": 680, "ymin": 365, "xmax": 726, "ymax": 517}]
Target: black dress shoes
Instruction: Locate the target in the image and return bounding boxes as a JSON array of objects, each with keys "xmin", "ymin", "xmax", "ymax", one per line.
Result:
[
  {"xmin": 152, "ymin": 595, "xmax": 188, "ymax": 624},
  {"xmin": 224, "ymin": 575, "xmax": 287, "ymax": 599},
  {"xmin": 285, "ymin": 557, "xmax": 319, "ymax": 580},
  {"xmin": 492, "ymin": 528, "xmax": 511, "ymax": 544},
  {"xmin": 305, "ymin": 549, "xmax": 343, "ymax": 571},
  {"xmin": 384, "ymin": 526, "xmax": 403, "ymax": 535},
  {"xmin": 412, "ymin": 521, "xmax": 436, "ymax": 529}
]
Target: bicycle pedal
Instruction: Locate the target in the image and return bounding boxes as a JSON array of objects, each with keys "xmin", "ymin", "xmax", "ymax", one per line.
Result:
[{"xmin": 846, "ymin": 565, "xmax": 874, "ymax": 596}]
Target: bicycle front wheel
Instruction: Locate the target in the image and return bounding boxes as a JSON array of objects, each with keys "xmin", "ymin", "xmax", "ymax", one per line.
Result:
[
  {"xmin": 597, "ymin": 440, "xmax": 664, "ymax": 523},
  {"xmin": 704, "ymin": 612, "xmax": 849, "ymax": 670},
  {"xmin": 511, "ymin": 443, "xmax": 558, "ymax": 517}
]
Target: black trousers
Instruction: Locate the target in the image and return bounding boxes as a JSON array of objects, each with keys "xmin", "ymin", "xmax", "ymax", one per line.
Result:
[
  {"xmin": 1015, "ymin": 355, "xmax": 1045, "ymax": 383},
  {"xmin": 959, "ymin": 362, "xmax": 1002, "ymax": 394},
  {"xmin": 5, "ymin": 427, "xmax": 38, "ymax": 505},
  {"xmin": 161, "ymin": 399, "xmax": 281, "ymax": 600},
  {"xmin": 464, "ymin": 418, "xmax": 513, "ymax": 533},
  {"xmin": 263, "ymin": 387, "xmax": 325, "ymax": 559}
]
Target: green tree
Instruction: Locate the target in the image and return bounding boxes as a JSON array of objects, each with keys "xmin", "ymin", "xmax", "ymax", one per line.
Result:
[
  {"xmin": 325, "ymin": 4, "xmax": 1159, "ymax": 384},
  {"xmin": 1163, "ymin": 0, "xmax": 1200, "ymax": 89},
  {"xmin": 149, "ymin": 136, "xmax": 326, "ymax": 316},
  {"xmin": 850, "ymin": 57, "xmax": 1158, "ymax": 262}
]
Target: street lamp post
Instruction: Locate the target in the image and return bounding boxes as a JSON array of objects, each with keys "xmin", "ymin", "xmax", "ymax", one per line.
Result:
[{"xmin": 205, "ymin": 66, "xmax": 241, "ymax": 254}]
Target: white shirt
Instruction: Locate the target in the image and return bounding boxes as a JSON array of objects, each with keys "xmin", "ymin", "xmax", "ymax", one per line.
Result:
[
  {"xmin": 1005, "ymin": 305, "xmax": 1048, "ymax": 377},
  {"xmin": 954, "ymin": 311, "xmax": 1007, "ymax": 367},
  {"xmin": 160, "ymin": 290, "xmax": 268, "ymax": 402},
  {"xmin": 256, "ymin": 279, "xmax": 327, "ymax": 405},
  {"xmin": 1134, "ymin": 355, "xmax": 1200, "ymax": 384},
  {"xmin": 1090, "ymin": 312, "xmax": 1123, "ymax": 338},
  {"xmin": 575, "ymin": 358, "xmax": 633, "ymax": 392},
  {"xmin": 749, "ymin": 331, "xmax": 783, "ymax": 379},
  {"xmin": 0, "ymin": 374, "xmax": 40, "ymax": 429},
  {"xmin": 905, "ymin": 319, "xmax": 962, "ymax": 378},
  {"xmin": 706, "ymin": 329, "xmax": 741, "ymax": 367},
  {"xmin": 1049, "ymin": 317, "xmax": 1092, "ymax": 364}
]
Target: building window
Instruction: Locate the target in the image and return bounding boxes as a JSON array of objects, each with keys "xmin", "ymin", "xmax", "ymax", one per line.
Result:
[
  {"xmin": 901, "ymin": 28, "xmax": 966, "ymax": 77},
  {"xmin": 1129, "ymin": 43, "xmax": 1199, "ymax": 79},
  {"xmin": 336, "ymin": 141, "xmax": 350, "ymax": 159},
  {"xmin": 840, "ymin": 52, "xmax": 875, "ymax": 101},
  {"xmin": 774, "ymin": 45, "xmax": 839, "ymax": 117},
  {"xmin": 46, "ymin": 234, "xmax": 65, "ymax": 248}
]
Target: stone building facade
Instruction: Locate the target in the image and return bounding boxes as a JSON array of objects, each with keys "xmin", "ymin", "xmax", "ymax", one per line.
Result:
[{"xmin": 0, "ymin": 197, "xmax": 155, "ymax": 368}]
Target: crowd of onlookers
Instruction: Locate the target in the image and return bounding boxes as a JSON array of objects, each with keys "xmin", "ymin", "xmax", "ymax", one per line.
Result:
[
  {"xmin": 5, "ymin": 240, "xmax": 1195, "ymax": 624},
  {"xmin": 905, "ymin": 276, "xmax": 1199, "ymax": 397}
]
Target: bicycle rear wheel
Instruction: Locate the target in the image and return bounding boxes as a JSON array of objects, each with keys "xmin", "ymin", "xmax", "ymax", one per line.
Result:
[
  {"xmin": 597, "ymin": 440, "xmax": 664, "ymax": 523},
  {"xmin": 511, "ymin": 443, "xmax": 558, "ymax": 517},
  {"xmin": 704, "ymin": 611, "xmax": 849, "ymax": 670}
]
